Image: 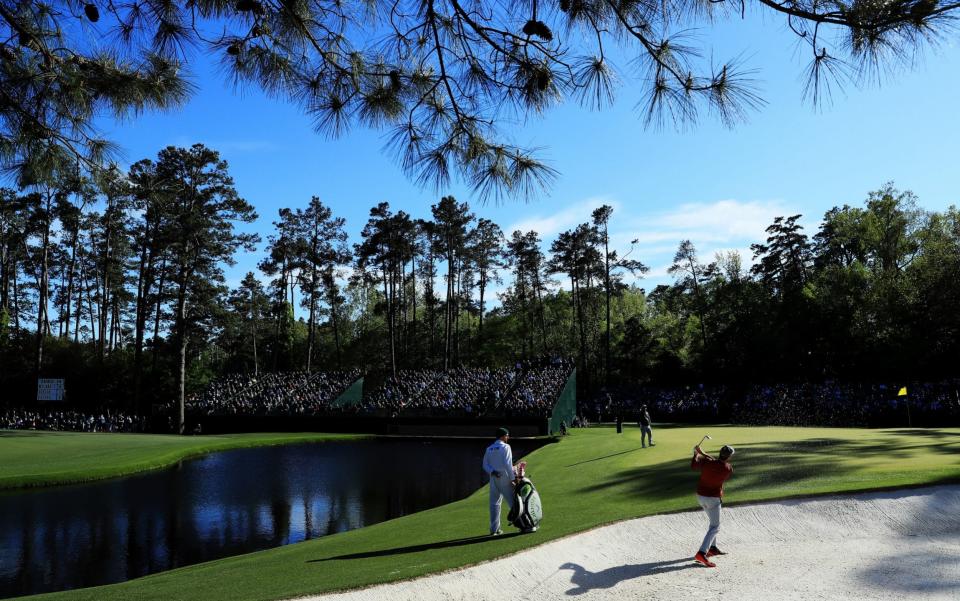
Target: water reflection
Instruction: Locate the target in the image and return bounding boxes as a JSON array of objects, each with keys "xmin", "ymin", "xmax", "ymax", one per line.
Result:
[{"xmin": 0, "ymin": 438, "xmax": 542, "ymax": 599}]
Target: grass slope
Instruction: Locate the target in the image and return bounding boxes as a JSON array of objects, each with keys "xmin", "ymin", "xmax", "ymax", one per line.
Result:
[
  {"xmin": 0, "ymin": 430, "xmax": 368, "ymax": 490},
  {"xmin": 21, "ymin": 425, "xmax": 960, "ymax": 601}
]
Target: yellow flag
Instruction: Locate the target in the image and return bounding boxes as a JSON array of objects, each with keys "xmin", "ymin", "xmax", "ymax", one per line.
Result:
[{"xmin": 897, "ymin": 386, "xmax": 908, "ymax": 397}]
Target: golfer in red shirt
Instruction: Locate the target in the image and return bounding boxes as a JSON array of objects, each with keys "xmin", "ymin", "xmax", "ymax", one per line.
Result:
[{"xmin": 691, "ymin": 444, "xmax": 735, "ymax": 567}]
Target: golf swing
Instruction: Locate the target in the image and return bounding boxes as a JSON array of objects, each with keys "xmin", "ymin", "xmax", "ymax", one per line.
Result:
[{"xmin": 691, "ymin": 440, "xmax": 735, "ymax": 568}]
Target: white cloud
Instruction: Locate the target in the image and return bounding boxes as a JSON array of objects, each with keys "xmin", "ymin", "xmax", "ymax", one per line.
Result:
[
  {"xmin": 606, "ymin": 198, "xmax": 796, "ymax": 287},
  {"xmin": 505, "ymin": 196, "xmax": 619, "ymax": 239},
  {"xmin": 651, "ymin": 199, "xmax": 790, "ymax": 240},
  {"xmin": 624, "ymin": 199, "xmax": 788, "ymax": 247},
  {"xmin": 498, "ymin": 196, "xmax": 797, "ymax": 291}
]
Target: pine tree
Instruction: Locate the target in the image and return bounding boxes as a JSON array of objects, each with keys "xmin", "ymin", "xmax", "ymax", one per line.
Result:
[{"xmin": 153, "ymin": 144, "xmax": 257, "ymax": 433}]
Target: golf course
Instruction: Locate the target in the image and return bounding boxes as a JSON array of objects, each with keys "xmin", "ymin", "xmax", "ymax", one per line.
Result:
[{"xmin": 5, "ymin": 425, "xmax": 959, "ymax": 601}]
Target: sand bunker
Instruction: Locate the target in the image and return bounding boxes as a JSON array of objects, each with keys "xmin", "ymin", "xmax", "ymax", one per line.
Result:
[{"xmin": 300, "ymin": 485, "xmax": 960, "ymax": 601}]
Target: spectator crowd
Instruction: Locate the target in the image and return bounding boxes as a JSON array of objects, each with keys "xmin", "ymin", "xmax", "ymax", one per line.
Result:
[
  {"xmin": 357, "ymin": 369, "xmax": 444, "ymax": 415},
  {"xmin": 500, "ymin": 358, "xmax": 575, "ymax": 417},
  {"xmin": 733, "ymin": 381, "xmax": 960, "ymax": 427},
  {"xmin": 591, "ymin": 380, "xmax": 960, "ymax": 427},
  {"xmin": 2, "ymin": 408, "xmax": 145, "ymax": 432},
  {"xmin": 356, "ymin": 357, "xmax": 575, "ymax": 418},
  {"xmin": 183, "ymin": 370, "xmax": 362, "ymax": 416},
  {"xmin": 9, "ymin": 361, "xmax": 956, "ymax": 432}
]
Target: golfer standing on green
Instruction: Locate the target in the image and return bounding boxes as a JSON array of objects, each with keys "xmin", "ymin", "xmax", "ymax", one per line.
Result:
[{"xmin": 483, "ymin": 427, "xmax": 517, "ymax": 535}]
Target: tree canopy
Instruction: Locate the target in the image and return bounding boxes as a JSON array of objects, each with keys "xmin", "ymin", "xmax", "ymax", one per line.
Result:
[
  {"xmin": 2, "ymin": 0, "xmax": 958, "ymax": 196},
  {"xmin": 2, "ymin": 162, "xmax": 958, "ymax": 409}
]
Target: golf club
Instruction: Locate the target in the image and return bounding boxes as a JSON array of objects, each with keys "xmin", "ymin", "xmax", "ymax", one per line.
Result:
[{"xmin": 694, "ymin": 434, "xmax": 712, "ymax": 453}]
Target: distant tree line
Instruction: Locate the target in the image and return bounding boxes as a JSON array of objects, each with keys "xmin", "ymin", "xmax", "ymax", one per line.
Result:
[{"xmin": 1, "ymin": 146, "xmax": 958, "ymax": 429}]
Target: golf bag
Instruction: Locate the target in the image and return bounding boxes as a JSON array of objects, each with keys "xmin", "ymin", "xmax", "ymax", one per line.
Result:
[{"xmin": 507, "ymin": 476, "xmax": 543, "ymax": 533}]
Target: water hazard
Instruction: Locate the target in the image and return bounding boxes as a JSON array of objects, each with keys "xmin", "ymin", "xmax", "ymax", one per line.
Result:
[{"xmin": 0, "ymin": 437, "xmax": 544, "ymax": 599}]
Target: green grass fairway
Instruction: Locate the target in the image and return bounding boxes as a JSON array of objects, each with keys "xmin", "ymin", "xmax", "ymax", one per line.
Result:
[
  {"xmin": 20, "ymin": 425, "xmax": 960, "ymax": 601},
  {"xmin": 0, "ymin": 430, "xmax": 368, "ymax": 490}
]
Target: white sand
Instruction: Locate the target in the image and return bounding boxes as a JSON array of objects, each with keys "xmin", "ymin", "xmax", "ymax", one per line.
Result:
[{"xmin": 299, "ymin": 485, "xmax": 960, "ymax": 601}]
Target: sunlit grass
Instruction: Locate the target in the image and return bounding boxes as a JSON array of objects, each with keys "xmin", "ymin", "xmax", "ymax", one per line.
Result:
[
  {"xmin": 0, "ymin": 430, "xmax": 369, "ymax": 490},
  {"xmin": 17, "ymin": 425, "xmax": 960, "ymax": 601}
]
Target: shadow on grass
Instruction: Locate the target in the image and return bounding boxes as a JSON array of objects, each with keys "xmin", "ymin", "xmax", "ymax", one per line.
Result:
[
  {"xmin": 0, "ymin": 430, "xmax": 54, "ymax": 438},
  {"xmin": 310, "ymin": 532, "xmax": 524, "ymax": 562},
  {"xmin": 577, "ymin": 433, "xmax": 960, "ymax": 501},
  {"xmin": 560, "ymin": 559, "xmax": 698, "ymax": 595},
  {"xmin": 883, "ymin": 428, "xmax": 960, "ymax": 440},
  {"xmin": 566, "ymin": 448, "xmax": 645, "ymax": 467}
]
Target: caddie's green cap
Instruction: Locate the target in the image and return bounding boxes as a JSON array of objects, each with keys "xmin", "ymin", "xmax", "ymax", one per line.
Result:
[{"xmin": 496, "ymin": 427, "xmax": 510, "ymax": 438}]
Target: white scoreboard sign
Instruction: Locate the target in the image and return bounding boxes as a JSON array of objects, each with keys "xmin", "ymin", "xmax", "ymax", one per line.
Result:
[{"xmin": 37, "ymin": 378, "xmax": 65, "ymax": 402}]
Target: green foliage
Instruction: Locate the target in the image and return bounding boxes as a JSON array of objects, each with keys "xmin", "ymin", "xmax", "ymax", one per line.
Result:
[
  {"xmin": 0, "ymin": 305, "xmax": 9, "ymax": 345},
  {"xmin": 3, "ymin": 181, "xmax": 960, "ymax": 408},
  {"xmin": 4, "ymin": 1, "xmax": 958, "ymax": 197}
]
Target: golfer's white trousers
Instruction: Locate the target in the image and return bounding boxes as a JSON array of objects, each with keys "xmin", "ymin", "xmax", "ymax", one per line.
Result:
[
  {"xmin": 640, "ymin": 425, "xmax": 653, "ymax": 446},
  {"xmin": 697, "ymin": 494, "xmax": 722, "ymax": 553},
  {"xmin": 489, "ymin": 474, "xmax": 515, "ymax": 533}
]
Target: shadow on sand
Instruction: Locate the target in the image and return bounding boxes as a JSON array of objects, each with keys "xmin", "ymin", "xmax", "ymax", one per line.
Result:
[{"xmin": 560, "ymin": 559, "xmax": 699, "ymax": 595}]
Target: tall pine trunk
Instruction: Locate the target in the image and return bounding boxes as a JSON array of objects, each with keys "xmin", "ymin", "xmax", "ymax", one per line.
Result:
[
  {"xmin": 98, "ymin": 216, "xmax": 113, "ymax": 361},
  {"xmin": 12, "ymin": 261, "xmax": 20, "ymax": 331},
  {"xmin": 689, "ymin": 257, "xmax": 709, "ymax": 349},
  {"xmin": 252, "ymin": 317, "xmax": 259, "ymax": 377},
  {"xmin": 575, "ymin": 278, "xmax": 589, "ymax": 386},
  {"xmin": 330, "ymin": 294, "xmax": 342, "ymax": 370},
  {"xmin": 604, "ymin": 231, "xmax": 611, "ymax": 385},
  {"xmin": 444, "ymin": 251, "xmax": 454, "ymax": 371},
  {"xmin": 73, "ymin": 256, "xmax": 85, "ymax": 343},
  {"xmin": 383, "ymin": 263, "xmax": 396, "ymax": 377},
  {"xmin": 454, "ymin": 256, "xmax": 461, "ymax": 365},
  {"xmin": 534, "ymin": 271, "xmax": 547, "ymax": 353},
  {"xmin": 133, "ymin": 239, "xmax": 154, "ymax": 410},
  {"xmin": 178, "ymin": 334, "xmax": 187, "ymax": 435},
  {"xmin": 174, "ymin": 266, "xmax": 190, "ymax": 435},
  {"xmin": 306, "ymin": 274, "xmax": 316, "ymax": 373},
  {"xmin": 151, "ymin": 257, "xmax": 167, "ymax": 372},
  {"xmin": 35, "ymin": 197, "xmax": 52, "ymax": 376},
  {"xmin": 409, "ymin": 253, "xmax": 417, "ymax": 361},
  {"xmin": 62, "ymin": 224, "xmax": 80, "ymax": 340},
  {"xmin": 478, "ymin": 272, "xmax": 486, "ymax": 337}
]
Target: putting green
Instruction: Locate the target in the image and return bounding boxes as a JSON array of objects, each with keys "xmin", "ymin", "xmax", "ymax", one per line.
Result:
[{"xmin": 15, "ymin": 425, "xmax": 960, "ymax": 601}]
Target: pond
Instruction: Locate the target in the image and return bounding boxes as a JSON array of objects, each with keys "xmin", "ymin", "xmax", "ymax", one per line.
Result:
[{"xmin": 0, "ymin": 437, "xmax": 545, "ymax": 599}]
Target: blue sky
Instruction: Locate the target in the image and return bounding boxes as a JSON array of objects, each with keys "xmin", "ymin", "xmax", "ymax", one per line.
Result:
[{"xmin": 102, "ymin": 11, "xmax": 960, "ymax": 294}]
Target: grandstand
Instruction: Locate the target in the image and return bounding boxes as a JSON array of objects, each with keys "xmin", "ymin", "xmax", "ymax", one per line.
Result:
[{"xmin": 179, "ymin": 359, "xmax": 577, "ymax": 436}]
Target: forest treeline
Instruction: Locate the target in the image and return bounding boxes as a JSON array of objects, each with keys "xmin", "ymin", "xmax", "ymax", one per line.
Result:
[{"xmin": 1, "ymin": 144, "xmax": 958, "ymax": 416}]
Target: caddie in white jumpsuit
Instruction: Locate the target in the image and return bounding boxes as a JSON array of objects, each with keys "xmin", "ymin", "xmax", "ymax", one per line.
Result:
[{"xmin": 482, "ymin": 427, "xmax": 516, "ymax": 535}]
